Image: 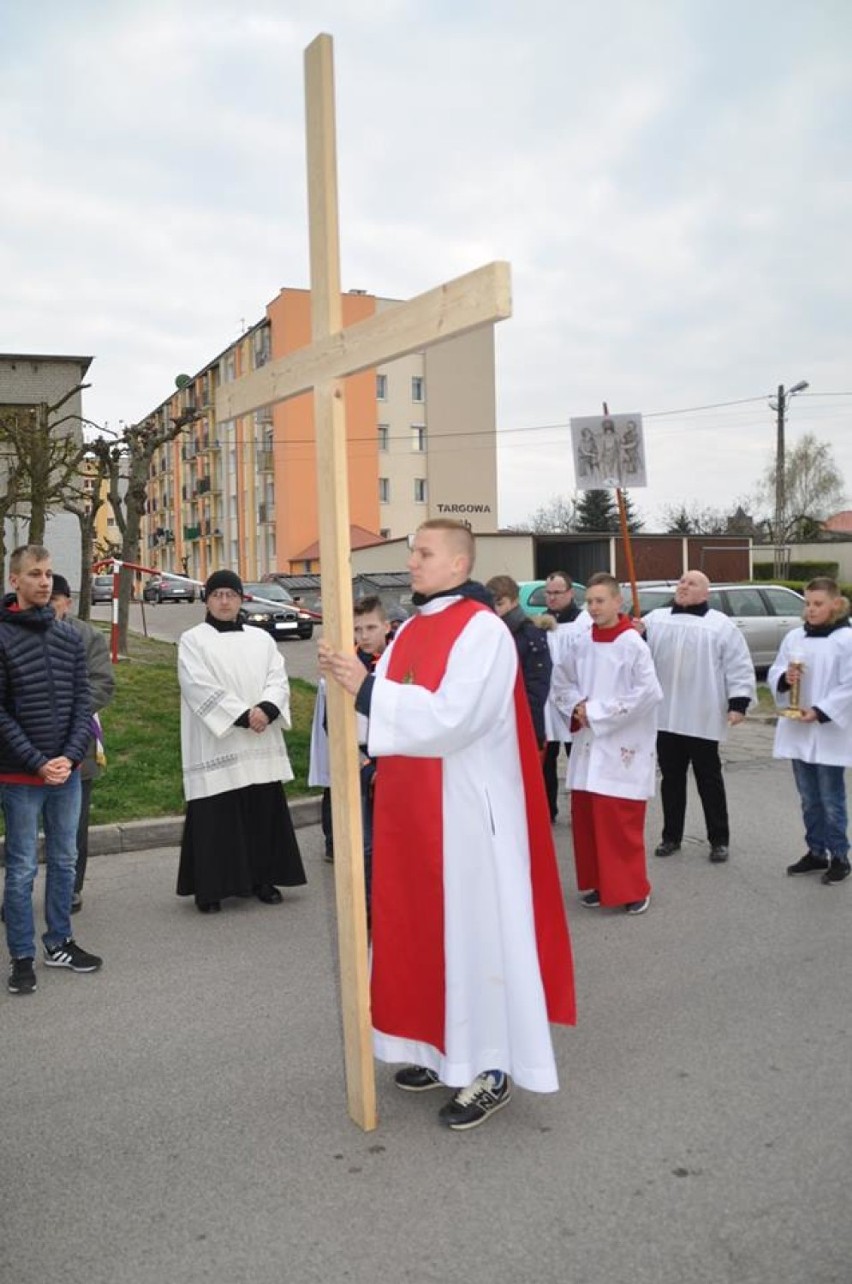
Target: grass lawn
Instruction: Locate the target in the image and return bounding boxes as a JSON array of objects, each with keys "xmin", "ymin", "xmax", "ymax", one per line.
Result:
[{"xmin": 92, "ymin": 630, "xmax": 318, "ymax": 827}]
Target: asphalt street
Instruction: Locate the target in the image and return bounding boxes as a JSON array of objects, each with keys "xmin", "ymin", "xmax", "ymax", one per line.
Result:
[{"xmin": 2, "ymin": 720, "xmax": 850, "ymax": 1284}]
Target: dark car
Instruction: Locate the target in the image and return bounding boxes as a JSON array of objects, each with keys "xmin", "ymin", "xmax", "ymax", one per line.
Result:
[
  {"xmin": 91, "ymin": 574, "xmax": 114, "ymax": 605},
  {"xmin": 142, "ymin": 574, "xmax": 196, "ymax": 604},
  {"xmin": 241, "ymin": 582, "xmax": 314, "ymax": 640}
]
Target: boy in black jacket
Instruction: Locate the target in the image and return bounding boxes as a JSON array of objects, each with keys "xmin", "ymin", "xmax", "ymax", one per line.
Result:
[
  {"xmin": 486, "ymin": 576, "xmax": 552, "ymax": 747},
  {"xmin": 0, "ymin": 546, "xmax": 103, "ymax": 995}
]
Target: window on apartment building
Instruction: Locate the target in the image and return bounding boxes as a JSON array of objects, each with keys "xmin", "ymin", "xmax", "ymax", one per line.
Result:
[
  {"xmin": 376, "ymin": 373, "xmax": 387, "ymax": 400},
  {"xmin": 378, "ymin": 423, "xmax": 389, "ymax": 451},
  {"xmin": 412, "ymin": 425, "xmax": 426, "ymax": 452},
  {"xmin": 379, "ymin": 477, "xmax": 390, "ymax": 504},
  {"xmin": 411, "ymin": 376, "xmax": 425, "ymax": 402},
  {"xmin": 414, "ymin": 478, "xmax": 428, "ymax": 503}
]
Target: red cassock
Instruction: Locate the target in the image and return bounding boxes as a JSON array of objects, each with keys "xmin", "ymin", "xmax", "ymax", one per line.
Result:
[{"xmin": 366, "ymin": 596, "xmax": 575, "ymax": 1092}]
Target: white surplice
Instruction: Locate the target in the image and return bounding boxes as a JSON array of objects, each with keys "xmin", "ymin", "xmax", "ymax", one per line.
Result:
[
  {"xmin": 551, "ymin": 623, "xmax": 662, "ymax": 800},
  {"xmin": 178, "ymin": 622, "xmax": 293, "ymax": 801},
  {"xmin": 643, "ymin": 608, "xmax": 755, "ymax": 742},
  {"xmin": 769, "ymin": 623, "xmax": 852, "ymax": 766}
]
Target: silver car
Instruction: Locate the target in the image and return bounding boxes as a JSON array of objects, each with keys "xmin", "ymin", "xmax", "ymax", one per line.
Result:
[{"xmin": 635, "ymin": 583, "xmax": 805, "ymax": 670}]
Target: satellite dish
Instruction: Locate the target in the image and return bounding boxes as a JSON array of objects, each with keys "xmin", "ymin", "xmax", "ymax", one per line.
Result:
[{"xmin": 175, "ymin": 374, "xmax": 192, "ymax": 390}]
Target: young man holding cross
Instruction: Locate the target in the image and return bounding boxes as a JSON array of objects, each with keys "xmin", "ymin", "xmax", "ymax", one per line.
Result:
[{"xmin": 320, "ymin": 519, "xmax": 575, "ymax": 1131}]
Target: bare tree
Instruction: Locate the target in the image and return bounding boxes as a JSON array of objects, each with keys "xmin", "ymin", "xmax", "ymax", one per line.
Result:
[
  {"xmin": 0, "ymin": 384, "xmax": 91, "ymax": 545},
  {"xmin": 523, "ymin": 493, "xmax": 577, "ymax": 533},
  {"xmin": 90, "ymin": 409, "xmax": 197, "ymax": 653},
  {"xmin": 62, "ymin": 448, "xmax": 112, "ymax": 621},
  {"xmin": 753, "ymin": 432, "xmax": 846, "ymax": 542},
  {"xmin": 660, "ymin": 502, "xmax": 730, "ymax": 535}
]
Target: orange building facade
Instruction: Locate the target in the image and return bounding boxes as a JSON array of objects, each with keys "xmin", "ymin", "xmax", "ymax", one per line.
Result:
[{"xmin": 139, "ymin": 285, "xmax": 497, "ymax": 583}]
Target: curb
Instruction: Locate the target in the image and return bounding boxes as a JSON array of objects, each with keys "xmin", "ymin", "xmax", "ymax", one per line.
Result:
[{"xmin": 1, "ymin": 795, "xmax": 322, "ymax": 862}]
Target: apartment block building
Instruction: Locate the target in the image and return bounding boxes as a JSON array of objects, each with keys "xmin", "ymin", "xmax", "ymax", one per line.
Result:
[
  {"xmin": 138, "ymin": 286, "xmax": 498, "ymax": 583},
  {"xmin": 0, "ymin": 352, "xmax": 92, "ymax": 584}
]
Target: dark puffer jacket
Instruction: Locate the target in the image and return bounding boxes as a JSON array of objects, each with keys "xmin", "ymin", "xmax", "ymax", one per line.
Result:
[{"xmin": 0, "ymin": 595, "xmax": 92, "ymax": 775}]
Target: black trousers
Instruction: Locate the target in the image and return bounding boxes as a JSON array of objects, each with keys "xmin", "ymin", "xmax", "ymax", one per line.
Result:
[
  {"xmin": 657, "ymin": 731, "xmax": 729, "ymax": 847},
  {"xmin": 543, "ymin": 741, "xmax": 572, "ymax": 821}
]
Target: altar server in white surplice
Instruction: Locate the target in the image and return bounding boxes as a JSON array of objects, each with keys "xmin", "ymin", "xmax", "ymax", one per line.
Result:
[
  {"xmin": 768, "ymin": 577, "xmax": 852, "ymax": 886},
  {"xmin": 638, "ymin": 570, "xmax": 754, "ymax": 865},
  {"xmin": 177, "ymin": 569, "xmax": 306, "ymax": 914},
  {"xmin": 320, "ymin": 519, "xmax": 575, "ymax": 1134},
  {"xmin": 552, "ymin": 573, "xmax": 662, "ymax": 915}
]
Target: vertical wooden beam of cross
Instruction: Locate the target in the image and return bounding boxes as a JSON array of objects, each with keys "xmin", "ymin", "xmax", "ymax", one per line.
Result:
[
  {"xmin": 304, "ymin": 33, "xmax": 375, "ymax": 1132},
  {"xmin": 215, "ymin": 32, "xmax": 511, "ymax": 1129}
]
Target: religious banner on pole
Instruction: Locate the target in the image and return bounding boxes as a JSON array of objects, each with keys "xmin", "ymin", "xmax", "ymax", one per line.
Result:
[{"xmin": 570, "ymin": 413, "xmax": 647, "ymax": 489}]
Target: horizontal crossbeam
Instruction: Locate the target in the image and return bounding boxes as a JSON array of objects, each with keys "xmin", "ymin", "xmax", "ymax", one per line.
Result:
[{"xmin": 214, "ymin": 260, "xmax": 511, "ymax": 423}]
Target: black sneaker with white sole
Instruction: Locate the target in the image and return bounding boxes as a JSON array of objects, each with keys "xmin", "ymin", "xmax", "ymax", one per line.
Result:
[
  {"xmin": 8, "ymin": 957, "xmax": 37, "ymax": 995},
  {"xmin": 394, "ymin": 1065, "xmax": 442, "ymax": 1092},
  {"xmin": 438, "ymin": 1071, "xmax": 512, "ymax": 1131},
  {"xmin": 43, "ymin": 939, "xmax": 102, "ymax": 973}
]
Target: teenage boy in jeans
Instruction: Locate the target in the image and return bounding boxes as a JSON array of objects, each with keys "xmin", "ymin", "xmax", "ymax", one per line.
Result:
[
  {"xmin": 768, "ymin": 577, "xmax": 852, "ymax": 885},
  {"xmin": 0, "ymin": 546, "xmax": 103, "ymax": 995}
]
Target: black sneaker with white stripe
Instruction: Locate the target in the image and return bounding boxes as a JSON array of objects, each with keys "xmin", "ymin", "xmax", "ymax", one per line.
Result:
[
  {"xmin": 43, "ymin": 939, "xmax": 102, "ymax": 973},
  {"xmin": 438, "ymin": 1071, "xmax": 512, "ymax": 1131}
]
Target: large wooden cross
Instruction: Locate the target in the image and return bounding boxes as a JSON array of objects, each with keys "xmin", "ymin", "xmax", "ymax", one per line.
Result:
[{"xmin": 215, "ymin": 33, "xmax": 512, "ymax": 1130}]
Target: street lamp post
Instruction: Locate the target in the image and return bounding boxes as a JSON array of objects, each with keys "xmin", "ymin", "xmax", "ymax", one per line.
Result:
[{"xmin": 771, "ymin": 379, "xmax": 809, "ymax": 576}]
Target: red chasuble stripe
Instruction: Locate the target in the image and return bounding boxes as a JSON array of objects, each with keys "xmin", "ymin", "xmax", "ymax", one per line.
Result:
[{"xmin": 370, "ymin": 598, "xmax": 576, "ymax": 1052}]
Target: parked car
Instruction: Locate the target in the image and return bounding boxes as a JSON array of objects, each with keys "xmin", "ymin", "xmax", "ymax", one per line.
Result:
[
  {"xmin": 91, "ymin": 574, "xmax": 114, "ymax": 605},
  {"xmin": 241, "ymin": 582, "xmax": 314, "ymax": 640},
  {"xmin": 257, "ymin": 580, "xmax": 324, "ymax": 624},
  {"xmin": 518, "ymin": 579, "xmax": 587, "ymax": 616},
  {"xmin": 142, "ymin": 575, "xmax": 196, "ymax": 604},
  {"xmin": 634, "ymin": 582, "xmax": 805, "ymax": 670}
]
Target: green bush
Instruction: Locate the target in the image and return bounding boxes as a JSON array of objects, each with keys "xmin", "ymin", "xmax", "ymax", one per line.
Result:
[{"xmin": 753, "ymin": 560, "xmax": 839, "ymax": 581}]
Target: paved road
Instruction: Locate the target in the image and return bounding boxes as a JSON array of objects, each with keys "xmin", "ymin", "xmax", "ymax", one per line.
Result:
[{"xmin": 3, "ymin": 728, "xmax": 850, "ymax": 1284}]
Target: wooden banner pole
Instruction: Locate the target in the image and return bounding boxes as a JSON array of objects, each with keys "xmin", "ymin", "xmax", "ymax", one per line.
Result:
[{"xmin": 602, "ymin": 401, "xmax": 641, "ymax": 618}]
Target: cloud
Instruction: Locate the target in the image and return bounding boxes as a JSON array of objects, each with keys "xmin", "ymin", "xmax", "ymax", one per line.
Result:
[{"xmin": 1, "ymin": 0, "xmax": 851, "ymax": 532}]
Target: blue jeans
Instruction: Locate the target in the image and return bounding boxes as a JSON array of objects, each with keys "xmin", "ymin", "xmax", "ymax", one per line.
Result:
[
  {"xmin": 2, "ymin": 773, "xmax": 82, "ymax": 958},
  {"xmin": 791, "ymin": 760, "xmax": 850, "ymax": 862}
]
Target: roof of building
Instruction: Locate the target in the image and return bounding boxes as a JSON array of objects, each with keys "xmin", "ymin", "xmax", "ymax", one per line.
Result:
[
  {"xmin": 0, "ymin": 352, "xmax": 93, "ymax": 376},
  {"xmin": 822, "ymin": 511, "xmax": 852, "ymax": 533},
  {"xmin": 291, "ymin": 524, "xmax": 386, "ymax": 562}
]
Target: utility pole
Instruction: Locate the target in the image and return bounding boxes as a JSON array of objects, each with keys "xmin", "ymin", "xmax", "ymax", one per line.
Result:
[
  {"xmin": 774, "ymin": 383, "xmax": 786, "ymax": 577},
  {"xmin": 772, "ymin": 379, "xmax": 809, "ymax": 578}
]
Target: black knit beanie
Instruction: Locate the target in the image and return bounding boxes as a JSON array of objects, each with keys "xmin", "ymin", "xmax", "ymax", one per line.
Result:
[{"xmin": 204, "ymin": 569, "xmax": 244, "ymax": 598}]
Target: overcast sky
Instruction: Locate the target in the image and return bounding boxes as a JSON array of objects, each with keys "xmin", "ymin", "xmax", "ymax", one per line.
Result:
[{"xmin": 2, "ymin": 0, "xmax": 851, "ymax": 528}]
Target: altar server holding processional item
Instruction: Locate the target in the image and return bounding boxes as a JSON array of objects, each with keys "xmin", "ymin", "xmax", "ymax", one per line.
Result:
[{"xmin": 769, "ymin": 578, "xmax": 852, "ymax": 886}]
